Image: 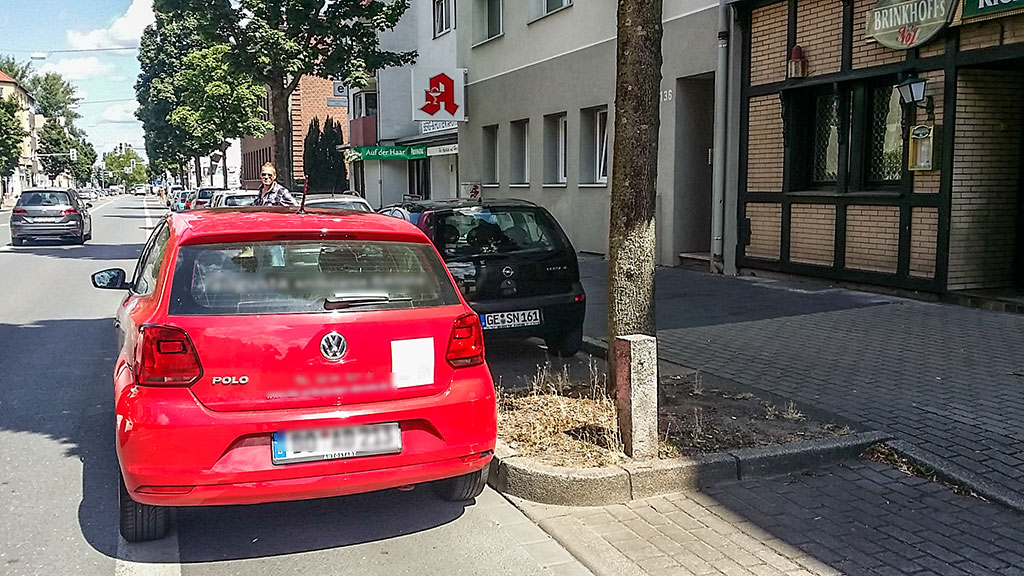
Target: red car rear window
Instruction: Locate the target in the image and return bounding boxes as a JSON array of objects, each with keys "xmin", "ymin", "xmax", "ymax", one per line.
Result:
[{"xmin": 168, "ymin": 240, "xmax": 460, "ymax": 315}]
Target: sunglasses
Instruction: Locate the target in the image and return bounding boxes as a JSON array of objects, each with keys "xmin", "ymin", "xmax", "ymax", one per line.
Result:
[{"xmin": 261, "ymin": 173, "xmax": 274, "ymax": 177}]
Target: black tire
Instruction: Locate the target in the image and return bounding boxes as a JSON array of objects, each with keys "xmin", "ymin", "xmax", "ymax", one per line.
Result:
[
  {"xmin": 84, "ymin": 229, "xmax": 92, "ymax": 241},
  {"xmin": 118, "ymin": 473, "xmax": 169, "ymax": 542},
  {"xmin": 73, "ymin": 235, "xmax": 85, "ymax": 245},
  {"xmin": 11, "ymin": 236, "xmax": 23, "ymax": 246},
  {"xmin": 432, "ymin": 468, "xmax": 488, "ymax": 502},
  {"xmin": 545, "ymin": 328, "xmax": 583, "ymax": 358}
]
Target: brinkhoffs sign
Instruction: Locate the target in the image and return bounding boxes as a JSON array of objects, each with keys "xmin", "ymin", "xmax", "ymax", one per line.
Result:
[{"xmin": 867, "ymin": 0, "xmax": 957, "ymax": 49}]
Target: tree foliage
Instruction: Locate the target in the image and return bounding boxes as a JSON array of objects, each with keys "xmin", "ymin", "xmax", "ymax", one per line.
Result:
[
  {"xmin": 38, "ymin": 119, "xmax": 74, "ymax": 180},
  {"xmin": 303, "ymin": 116, "xmax": 348, "ymax": 192},
  {"xmin": 0, "ymin": 55, "xmax": 33, "ymax": 85},
  {"xmin": 168, "ymin": 44, "xmax": 272, "ymax": 155},
  {"xmin": 104, "ymin": 148, "xmax": 148, "ymax": 188},
  {"xmin": 136, "ymin": 11, "xmax": 212, "ymax": 173},
  {"xmin": 70, "ymin": 138, "xmax": 98, "ymax": 186},
  {"xmin": 158, "ymin": 0, "xmax": 416, "ymax": 186},
  {"xmin": 0, "ymin": 95, "xmax": 28, "ymax": 178},
  {"xmin": 24, "ymin": 73, "xmax": 81, "ymax": 123}
]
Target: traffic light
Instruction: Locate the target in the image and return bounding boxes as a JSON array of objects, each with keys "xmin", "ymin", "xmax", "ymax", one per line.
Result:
[{"xmin": 69, "ymin": 148, "xmax": 78, "ymax": 162}]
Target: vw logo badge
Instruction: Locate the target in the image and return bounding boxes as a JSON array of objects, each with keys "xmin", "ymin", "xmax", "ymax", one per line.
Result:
[
  {"xmin": 502, "ymin": 266, "xmax": 515, "ymax": 278},
  {"xmin": 320, "ymin": 331, "xmax": 347, "ymax": 361}
]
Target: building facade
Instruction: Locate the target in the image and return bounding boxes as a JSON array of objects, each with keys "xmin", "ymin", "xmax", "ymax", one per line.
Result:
[
  {"xmin": 723, "ymin": 0, "xmax": 1024, "ymax": 293},
  {"xmin": 348, "ymin": 0, "xmax": 462, "ymax": 208},
  {"xmin": 0, "ymin": 71, "xmax": 41, "ymax": 198},
  {"xmin": 241, "ymin": 75, "xmax": 349, "ymax": 190},
  {"xmin": 456, "ymin": 0, "xmax": 719, "ymax": 265}
]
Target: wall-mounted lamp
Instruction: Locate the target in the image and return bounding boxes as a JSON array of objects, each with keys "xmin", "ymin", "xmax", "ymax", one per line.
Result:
[
  {"xmin": 896, "ymin": 76, "xmax": 934, "ymax": 117},
  {"xmin": 788, "ymin": 45, "xmax": 808, "ymax": 79}
]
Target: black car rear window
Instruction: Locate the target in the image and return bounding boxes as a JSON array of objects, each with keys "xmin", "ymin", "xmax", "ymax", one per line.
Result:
[
  {"xmin": 19, "ymin": 192, "xmax": 71, "ymax": 206},
  {"xmin": 169, "ymin": 240, "xmax": 460, "ymax": 315},
  {"xmin": 435, "ymin": 207, "xmax": 567, "ymax": 258}
]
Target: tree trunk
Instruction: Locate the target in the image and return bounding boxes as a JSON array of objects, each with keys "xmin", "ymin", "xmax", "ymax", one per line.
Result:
[
  {"xmin": 193, "ymin": 155, "xmax": 202, "ymax": 189},
  {"xmin": 269, "ymin": 79, "xmax": 293, "ymax": 189},
  {"xmin": 606, "ymin": 0, "xmax": 663, "ymax": 394},
  {"xmin": 222, "ymin": 147, "xmax": 229, "ymax": 189}
]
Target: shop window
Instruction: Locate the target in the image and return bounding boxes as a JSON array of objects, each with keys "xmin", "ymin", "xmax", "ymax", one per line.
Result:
[
  {"xmin": 434, "ymin": 0, "xmax": 453, "ymax": 37},
  {"xmin": 510, "ymin": 119, "xmax": 529, "ymax": 184},
  {"xmin": 867, "ymin": 85, "xmax": 903, "ymax": 184},
  {"xmin": 811, "ymin": 93, "xmax": 840, "ymax": 184},
  {"xmin": 483, "ymin": 124, "xmax": 499, "ymax": 184},
  {"xmin": 408, "ymin": 158, "xmax": 431, "ymax": 200},
  {"xmin": 785, "ymin": 79, "xmax": 903, "ymax": 193}
]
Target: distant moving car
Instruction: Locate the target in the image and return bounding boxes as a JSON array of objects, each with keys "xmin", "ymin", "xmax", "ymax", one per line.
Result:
[
  {"xmin": 91, "ymin": 207, "xmax": 496, "ymax": 542},
  {"xmin": 302, "ymin": 193, "xmax": 373, "ymax": 212},
  {"xmin": 385, "ymin": 199, "xmax": 585, "ymax": 357},
  {"xmin": 133, "ymin": 185, "xmax": 148, "ymax": 196},
  {"xmin": 10, "ymin": 189, "xmax": 93, "ymax": 246},
  {"xmin": 77, "ymin": 189, "xmax": 99, "ymax": 201},
  {"xmin": 210, "ymin": 190, "xmax": 258, "ymax": 208}
]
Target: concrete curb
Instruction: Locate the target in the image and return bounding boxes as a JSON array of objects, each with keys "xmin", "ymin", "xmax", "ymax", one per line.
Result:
[{"xmin": 489, "ymin": 431, "xmax": 892, "ymax": 506}]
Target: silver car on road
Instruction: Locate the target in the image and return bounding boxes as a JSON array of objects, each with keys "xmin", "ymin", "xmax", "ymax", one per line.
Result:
[{"xmin": 9, "ymin": 189, "xmax": 93, "ymax": 246}]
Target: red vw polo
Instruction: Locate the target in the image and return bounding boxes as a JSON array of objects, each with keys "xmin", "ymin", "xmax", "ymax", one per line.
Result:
[{"xmin": 92, "ymin": 207, "xmax": 496, "ymax": 542}]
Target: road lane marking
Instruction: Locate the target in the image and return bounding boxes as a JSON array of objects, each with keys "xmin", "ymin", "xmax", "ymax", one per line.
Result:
[{"xmin": 144, "ymin": 198, "xmax": 153, "ymax": 231}]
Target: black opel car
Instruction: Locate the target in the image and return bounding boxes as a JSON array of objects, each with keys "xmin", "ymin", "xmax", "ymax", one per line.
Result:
[{"xmin": 390, "ymin": 199, "xmax": 585, "ymax": 356}]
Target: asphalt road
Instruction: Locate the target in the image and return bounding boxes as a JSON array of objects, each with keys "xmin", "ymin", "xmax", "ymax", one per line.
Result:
[{"xmin": 0, "ymin": 195, "xmax": 590, "ymax": 576}]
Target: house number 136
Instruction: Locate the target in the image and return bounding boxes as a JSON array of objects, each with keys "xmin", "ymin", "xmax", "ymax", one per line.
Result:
[{"xmin": 661, "ymin": 89, "xmax": 674, "ymax": 102}]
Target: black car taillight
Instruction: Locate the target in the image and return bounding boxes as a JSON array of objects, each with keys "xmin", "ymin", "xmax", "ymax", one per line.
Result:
[
  {"xmin": 135, "ymin": 325, "xmax": 203, "ymax": 387},
  {"xmin": 446, "ymin": 313, "xmax": 485, "ymax": 368}
]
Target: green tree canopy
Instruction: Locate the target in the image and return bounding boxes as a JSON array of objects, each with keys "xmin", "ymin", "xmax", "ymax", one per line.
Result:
[
  {"xmin": 24, "ymin": 72, "xmax": 81, "ymax": 123},
  {"xmin": 70, "ymin": 138, "xmax": 98, "ymax": 186},
  {"xmin": 158, "ymin": 0, "xmax": 416, "ymax": 186},
  {"xmin": 104, "ymin": 148, "xmax": 148, "ymax": 188},
  {"xmin": 38, "ymin": 119, "xmax": 74, "ymax": 180},
  {"xmin": 0, "ymin": 55, "xmax": 33, "ymax": 86},
  {"xmin": 0, "ymin": 95, "xmax": 28, "ymax": 178}
]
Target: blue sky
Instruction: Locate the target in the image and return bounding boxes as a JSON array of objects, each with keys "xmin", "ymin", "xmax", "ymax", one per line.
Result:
[{"xmin": 0, "ymin": 0, "xmax": 153, "ymax": 158}]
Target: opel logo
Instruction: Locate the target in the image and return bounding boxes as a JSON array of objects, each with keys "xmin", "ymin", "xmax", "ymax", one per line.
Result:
[
  {"xmin": 502, "ymin": 266, "xmax": 515, "ymax": 278},
  {"xmin": 320, "ymin": 331, "xmax": 347, "ymax": 362}
]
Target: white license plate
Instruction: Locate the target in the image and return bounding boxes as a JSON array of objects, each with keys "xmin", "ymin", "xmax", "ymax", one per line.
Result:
[
  {"xmin": 481, "ymin": 309, "xmax": 542, "ymax": 330},
  {"xmin": 272, "ymin": 423, "xmax": 401, "ymax": 465},
  {"xmin": 26, "ymin": 217, "xmax": 60, "ymax": 223}
]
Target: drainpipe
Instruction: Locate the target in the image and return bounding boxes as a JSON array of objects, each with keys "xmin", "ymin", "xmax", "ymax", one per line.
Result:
[{"xmin": 711, "ymin": 0, "xmax": 730, "ymax": 274}]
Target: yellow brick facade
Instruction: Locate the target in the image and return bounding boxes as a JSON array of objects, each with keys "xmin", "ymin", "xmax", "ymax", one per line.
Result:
[
  {"xmin": 745, "ymin": 203, "xmax": 782, "ymax": 260},
  {"xmin": 750, "ymin": 2, "xmax": 789, "ymax": 86},
  {"xmin": 790, "ymin": 204, "xmax": 836, "ymax": 266}
]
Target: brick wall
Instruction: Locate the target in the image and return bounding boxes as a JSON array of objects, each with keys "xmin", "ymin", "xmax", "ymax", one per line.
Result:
[
  {"xmin": 852, "ymin": 0, "xmax": 904, "ymax": 69},
  {"xmin": 790, "ymin": 204, "xmax": 836, "ymax": 266},
  {"xmin": 291, "ymin": 76, "xmax": 350, "ymax": 186},
  {"xmin": 747, "ymin": 96, "xmax": 784, "ymax": 193},
  {"xmin": 959, "ymin": 13, "xmax": 1024, "ymax": 51},
  {"xmin": 948, "ymin": 69, "xmax": 1023, "ymax": 290},
  {"xmin": 912, "ymin": 70, "xmax": 945, "ymax": 195},
  {"xmin": 746, "ymin": 202, "xmax": 782, "ymax": 260},
  {"xmin": 845, "ymin": 205, "xmax": 900, "ymax": 273},
  {"xmin": 910, "ymin": 207, "xmax": 938, "ymax": 279},
  {"xmin": 751, "ymin": 1, "xmax": 789, "ymax": 86},
  {"xmin": 796, "ymin": 0, "xmax": 842, "ymax": 76}
]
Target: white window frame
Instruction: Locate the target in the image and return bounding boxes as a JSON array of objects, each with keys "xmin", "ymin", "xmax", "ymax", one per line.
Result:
[
  {"xmin": 522, "ymin": 122, "xmax": 530, "ymax": 181},
  {"xmin": 596, "ymin": 109, "xmax": 608, "ymax": 184},
  {"xmin": 486, "ymin": 0, "xmax": 503, "ymax": 40},
  {"xmin": 544, "ymin": 0, "xmax": 572, "ymax": 16},
  {"xmin": 557, "ymin": 115, "xmax": 567, "ymax": 184},
  {"xmin": 433, "ymin": 0, "xmax": 453, "ymax": 37}
]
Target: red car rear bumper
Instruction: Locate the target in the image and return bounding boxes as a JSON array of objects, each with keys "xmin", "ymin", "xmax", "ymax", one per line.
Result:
[{"xmin": 116, "ymin": 367, "xmax": 497, "ymax": 507}]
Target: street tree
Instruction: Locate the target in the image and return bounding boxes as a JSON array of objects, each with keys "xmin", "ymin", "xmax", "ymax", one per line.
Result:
[
  {"xmin": 104, "ymin": 148, "xmax": 148, "ymax": 188},
  {"xmin": 136, "ymin": 10, "xmax": 212, "ymax": 185},
  {"xmin": 160, "ymin": 0, "xmax": 416, "ymax": 187},
  {"xmin": 24, "ymin": 72, "xmax": 82, "ymax": 124},
  {"xmin": 70, "ymin": 138, "xmax": 98, "ymax": 186},
  {"xmin": 0, "ymin": 95, "xmax": 28, "ymax": 184},
  {"xmin": 0, "ymin": 55, "xmax": 33, "ymax": 85},
  {"xmin": 606, "ymin": 0, "xmax": 663, "ymax": 391},
  {"xmin": 38, "ymin": 119, "xmax": 74, "ymax": 182},
  {"xmin": 169, "ymin": 44, "xmax": 273, "ymax": 188}
]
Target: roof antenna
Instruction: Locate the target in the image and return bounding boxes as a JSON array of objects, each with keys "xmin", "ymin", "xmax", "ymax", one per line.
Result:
[{"xmin": 297, "ymin": 176, "xmax": 308, "ymax": 214}]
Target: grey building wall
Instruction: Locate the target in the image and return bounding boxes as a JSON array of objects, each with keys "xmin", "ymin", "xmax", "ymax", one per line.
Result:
[{"xmin": 457, "ymin": 0, "xmax": 719, "ymax": 264}]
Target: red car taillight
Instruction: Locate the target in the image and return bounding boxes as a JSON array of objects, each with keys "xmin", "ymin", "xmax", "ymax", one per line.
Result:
[
  {"xmin": 135, "ymin": 325, "xmax": 203, "ymax": 387},
  {"xmin": 12, "ymin": 208, "xmax": 27, "ymax": 215},
  {"xmin": 61, "ymin": 208, "xmax": 79, "ymax": 216},
  {"xmin": 447, "ymin": 313, "xmax": 485, "ymax": 368},
  {"xmin": 185, "ymin": 201, "xmax": 192, "ymax": 209}
]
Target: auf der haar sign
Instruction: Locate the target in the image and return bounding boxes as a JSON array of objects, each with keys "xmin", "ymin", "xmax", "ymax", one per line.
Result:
[
  {"xmin": 867, "ymin": 0, "xmax": 956, "ymax": 49},
  {"xmin": 411, "ymin": 69, "xmax": 466, "ymax": 122}
]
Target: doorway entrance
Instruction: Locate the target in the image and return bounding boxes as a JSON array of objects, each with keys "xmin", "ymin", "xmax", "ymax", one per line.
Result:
[{"xmin": 674, "ymin": 74, "xmax": 716, "ymax": 266}]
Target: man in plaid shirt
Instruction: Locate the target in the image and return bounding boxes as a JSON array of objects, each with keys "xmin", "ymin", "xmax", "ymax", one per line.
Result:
[{"xmin": 253, "ymin": 163, "xmax": 298, "ymax": 206}]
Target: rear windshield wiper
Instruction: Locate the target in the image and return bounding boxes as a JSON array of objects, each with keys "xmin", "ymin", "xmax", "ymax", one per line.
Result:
[{"xmin": 324, "ymin": 294, "xmax": 412, "ymax": 310}]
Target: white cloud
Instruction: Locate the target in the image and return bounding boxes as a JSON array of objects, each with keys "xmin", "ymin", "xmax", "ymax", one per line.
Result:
[
  {"xmin": 66, "ymin": 0, "xmax": 154, "ymax": 49},
  {"xmin": 101, "ymin": 101, "xmax": 140, "ymax": 124},
  {"xmin": 38, "ymin": 57, "xmax": 115, "ymax": 81}
]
